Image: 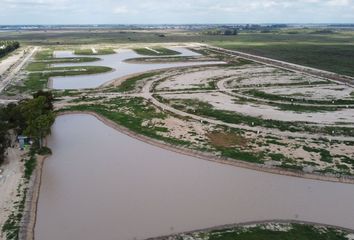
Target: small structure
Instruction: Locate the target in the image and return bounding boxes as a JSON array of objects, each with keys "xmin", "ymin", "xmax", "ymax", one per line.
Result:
[{"xmin": 17, "ymin": 135, "xmax": 29, "ymax": 150}]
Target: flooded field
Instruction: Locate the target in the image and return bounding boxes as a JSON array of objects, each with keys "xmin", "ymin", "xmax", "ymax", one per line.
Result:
[
  {"xmin": 51, "ymin": 48, "xmax": 223, "ymax": 89},
  {"xmin": 35, "ymin": 114, "xmax": 354, "ymax": 240}
]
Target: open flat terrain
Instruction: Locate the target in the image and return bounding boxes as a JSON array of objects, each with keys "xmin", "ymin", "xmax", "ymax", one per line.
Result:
[
  {"xmin": 1, "ymin": 27, "xmax": 354, "ymax": 240},
  {"xmin": 39, "ymin": 44, "xmax": 353, "ymax": 177},
  {"xmin": 1, "ymin": 28, "xmax": 353, "ymax": 76}
]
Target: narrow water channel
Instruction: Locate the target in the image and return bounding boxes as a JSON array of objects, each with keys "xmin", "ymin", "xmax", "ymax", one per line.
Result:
[{"xmin": 35, "ymin": 114, "xmax": 354, "ymax": 240}]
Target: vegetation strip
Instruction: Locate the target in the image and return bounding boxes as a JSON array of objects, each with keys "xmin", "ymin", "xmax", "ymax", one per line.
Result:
[
  {"xmin": 134, "ymin": 47, "xmax": 181, "ymax": 56},
  {"xmin": 159, "ymin": 98, "xmax": 354, "ymax": 137},
  {"xmin": 74, "ymin": 48, "xmax": 115, "ymax": 55},
  {"xmin": 146, "ymin": 221, "xmax": 354, "ymax": 240},
  {"xmin": 0, "ymin": 41, "xmax": 20, "ymax": 59},
  {"xmin": 0, "ymin": 91, "xmax": 55, "ymax": 240},
  {"xmin": 6, "ymin": 50, "xmax": 113, "ymax": 94},
  {"xmin": 244, "ymin": 89, "xmax": 354, "ymax": 105}
]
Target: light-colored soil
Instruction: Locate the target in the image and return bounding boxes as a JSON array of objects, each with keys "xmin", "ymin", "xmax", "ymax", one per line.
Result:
[
  {"xmin": 225, "ymin": 69, "xmax": 328, "ymax": 88},
  {"xmin": 155, "ymin": 66, "xmax": 251, "ymax": 91},
  {"xmin": 161, "ymin": 92, "xmax": 354, "ymax": 125},
  {"xmin": 263, "ymin": 85, "xmax": 354, "ymax": 100},
  {"xmin": 0, "ymin": 47, "xmax": 39, "ymax": 93},
  {"xmin": 0, "ymin": 146, "xmax": 25, "ymax": 239},
  {"xmin": 163, "ymin": 116, "xmax": 212, "ymax": 145},
  {"xmin": 0, "ymin": 49, "xmax": 25, "ymax": 76}
]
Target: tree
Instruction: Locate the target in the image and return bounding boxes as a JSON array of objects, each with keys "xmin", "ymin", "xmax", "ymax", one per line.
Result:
[
  {"xmin": 33, "ymin": 90, "xmax": 54, "ymax": 111},
  {"xmin": 24, "ymin": 112, "xmax": 55, "ymax": 148},
  {"xmin": 0, "ymin": 91, "xmax": 55, "ymax": 166},
  {"xmin": 224, "ymin": 29, "xmax": 238, "ymax": 35},
  {"xmin": 0, "ymin": 41, "xmax": 20, "ymax": 58},
  {"xmin": 21, "ymin": 96, "xmax": 55, "ymax": 149},
  {"xmin": 0, "ymin": 102, "xmax": 26, "ymax": 133},
  {"xmin": 0, "ymin": 122, "xmax": 10, "ymax": 165}
]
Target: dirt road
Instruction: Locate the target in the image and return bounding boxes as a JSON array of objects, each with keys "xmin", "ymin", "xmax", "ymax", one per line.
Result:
[{"xmin": 0, "ymin": 46, "xmax": 39, "ymax": 93}]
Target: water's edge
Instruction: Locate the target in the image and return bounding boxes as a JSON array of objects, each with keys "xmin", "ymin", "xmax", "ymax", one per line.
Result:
[
  {"xmin": 22, "ymin": 111, "xmax": 354, "ymax": 240},
  {"xmin": 55, "ymin": 111, "xmax": 354, "ymax": 184},
  {"xmin": 20, "ymin": 155, "xmax": 47, "ymax": 240},
  {"xmin": 146, "ymin": 220, "xmax": 354, "ymax": 240}
]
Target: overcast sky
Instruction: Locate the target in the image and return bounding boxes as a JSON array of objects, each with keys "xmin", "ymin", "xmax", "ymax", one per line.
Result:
[{"xmin": 1, "ymin": 0, "xmax": 354, "ymax": 25}]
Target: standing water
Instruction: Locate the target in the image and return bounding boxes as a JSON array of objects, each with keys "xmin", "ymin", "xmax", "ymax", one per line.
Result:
[
  {"xmin": 51, "ymin": 47, "xmax": 224, "ymax": 89},
  {"xmin": 35, "ymin": 114, "xmax": 354, "ymax": 240}
]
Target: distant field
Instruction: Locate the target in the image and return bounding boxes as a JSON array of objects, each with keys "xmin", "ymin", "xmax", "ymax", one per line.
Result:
[
  {"xmin": 211, "ymin": 32, "xmax": 354, "ymax": 77},
  {"xmin": 0, "ymin": 28, "xmax": 353, "ymax": 76}
]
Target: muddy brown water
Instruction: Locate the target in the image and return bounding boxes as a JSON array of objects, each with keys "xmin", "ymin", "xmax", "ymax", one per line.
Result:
[{"xmin": 35, "ymin": 114, "xmax": 354, "ymax": 240}]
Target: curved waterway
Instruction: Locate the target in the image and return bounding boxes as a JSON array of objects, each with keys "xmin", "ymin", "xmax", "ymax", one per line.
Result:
[
  {"xmin": 51, "ymin": 47, "xmax": 223, "ymax": 89},
  {"xmin": 35, "ymin": 114, "xmax": 354, "ymax": 240}
]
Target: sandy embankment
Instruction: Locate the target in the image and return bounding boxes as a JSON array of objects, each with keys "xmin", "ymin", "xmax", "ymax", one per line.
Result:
[
  {"xmin": 0, "ymin": 49, "xmax": 25, "ymax": 76},
  {"xmin": 0, "ymin": 146, "xmax": 25, "ymax": 240}
]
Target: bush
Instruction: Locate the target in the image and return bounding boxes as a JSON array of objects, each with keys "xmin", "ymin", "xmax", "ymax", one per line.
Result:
[{"xmin": 0, "ymin": 41, "xmax": 20, "ymax": 58}]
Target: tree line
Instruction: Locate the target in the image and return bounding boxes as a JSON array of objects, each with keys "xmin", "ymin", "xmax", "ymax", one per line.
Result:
[
  {"xmin": 0, "ymin": 41, "xmax": 20, "ymax": 58},
  {"xmin": 204, "ymin": 28, "xmax": 238, "ymax": 36},
  {"xmin": 0, "ymin": 91, "xmax": 55, "ymax": 165}
]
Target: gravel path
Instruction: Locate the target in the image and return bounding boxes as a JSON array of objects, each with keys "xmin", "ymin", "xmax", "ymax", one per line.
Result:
[{"xmin": 0, "ymin": 47, "xmax": 39, "ymax": 93}]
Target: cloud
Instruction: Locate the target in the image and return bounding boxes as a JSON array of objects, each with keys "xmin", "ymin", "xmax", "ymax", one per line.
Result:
[
  {"xmin": 1, "ymin": 0, "xmax": 354, "ymax": 24},
  {"xmin": 326, "ymin": 0, "xmax": 351, "ymax": 6},
  {"xmin": 113, "ymin": 6, "xmax": 129, "ymax": 14}
]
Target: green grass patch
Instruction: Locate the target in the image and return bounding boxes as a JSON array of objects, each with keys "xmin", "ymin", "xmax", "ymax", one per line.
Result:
[
  {"xmin": 338, "ymin": 155, "xmax": 354, "ymax": 166},
  {"xmin": 48, "ymin": 65, "xmax": 112, "ymax": 74},
  {"xmin": 303, "ymin": 146, "xmax": 333, "ymax": 163},
  {"xmin": 134, "ymin": 47, "xmax": 181, "ymax": 56},
  {"xmin": 34, "ymin": 50, "xmax": 53, "ymax": 60},
  {"xmin": 60, "ymin": 97, "xmax": 191, "ymax": 147},
  {"xmin": 8, "ymin": 66, "xmax": 112, "ymax": 94},
  {"xmin": 266, "ymin": 139, "xmax": 287, "ymax": 146},
  {"xmin": 74, "ymin": 48, "xmax": 115, "ymax": 55},
  {"xmin": 219, "ymin": 148, "xmax": 264, "ymax": 164},
  {"xmin": 269, "ymin": 153, "xmax": 287, "ymax": 161},
  {"xmin": 26, "ymin": 62, "xmax": 48, "ymax": 71},
  {"xmin": 183, "ymin": 223, "xmax": 349, "ymax": 240},
  {"xmin": 24, "ymin": 154, "xmax": 37, "ymax": 180},
  {"xmin": 112, "ymin": 72, "xmax": 159, "ymax": 92},
  {"xmin": 164, "ymin": 98, "xmax": 354, "ymax": 137},
  {"xmin": 244, "ymin": 89, "xmax": 354, "ymax": 105},
  {"xmin": 212, "ymin": 32, "xmax": 354, "ymax": 77},
  {"xmin": 6, "ymin": 50, "xmax": 110, "ymax": 94}
]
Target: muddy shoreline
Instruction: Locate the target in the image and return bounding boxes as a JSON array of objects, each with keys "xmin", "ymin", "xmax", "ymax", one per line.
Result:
[
  {"xmin": 146, "ymin": 220, "xmax": 354, "ymax": 240},
  {"xmin": 19, "ymin": 155, "xmax": 47, "ymax": 240}
]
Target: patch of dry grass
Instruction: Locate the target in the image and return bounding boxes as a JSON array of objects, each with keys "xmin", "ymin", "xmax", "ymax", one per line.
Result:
[{"xmin": 207, "ymin": 132, "xmax": 248, "ymax": 148}]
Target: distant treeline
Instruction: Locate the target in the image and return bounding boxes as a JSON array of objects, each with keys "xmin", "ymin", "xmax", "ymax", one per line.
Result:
[
  {"xmin": 0, "ymin": 41, "xmax": 20, "ymax": 58},
  {"xmin": 203, "ymin": 24, "xmax": 289, "ymax": 35},
  {"xmin": 204, "ymin": 28, "xmax": 238, "ymax": 36}
]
